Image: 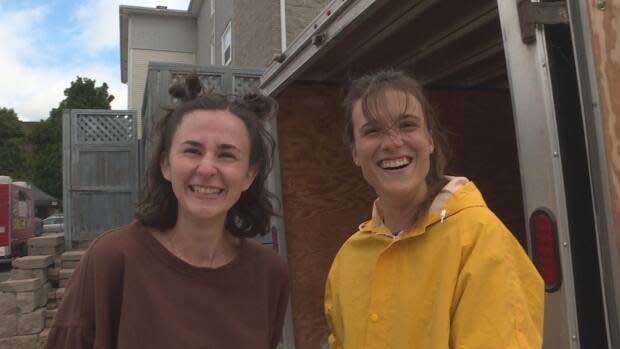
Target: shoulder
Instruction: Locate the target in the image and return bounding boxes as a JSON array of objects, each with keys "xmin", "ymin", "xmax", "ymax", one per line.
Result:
[
  {"xmin": 243, "ymin": 239, "xmax": 288, "ymax": 280},
  {"xmin": 446, "ymin": 206, "xmax": 535, "ymax": 272},
  {"xmin": 442, "ymin": 181, "xmax": 512, "ymax": 239},
  {"xmin": 79, "ymin": 221, "xmax": 146, "ymax": 271},
  {"xmin": 328, "ymin": 228, "xmax": 371, "ymax": 272},
  {"xmin": 449, "ymin": 205, "xmax": 514, "ymax": 243}
]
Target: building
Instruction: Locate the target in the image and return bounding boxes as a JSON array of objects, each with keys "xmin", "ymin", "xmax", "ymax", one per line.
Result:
[{"xmin": 120, "ymin": 0, "xmax": 329, "ymax": 113}]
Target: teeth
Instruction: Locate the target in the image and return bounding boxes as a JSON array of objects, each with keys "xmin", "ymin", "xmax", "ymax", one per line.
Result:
[
  {"xmin": 380, "ymin": 157, "xmax": 411, "ymax": 169},
  {"xmin": 192, "ymin": 186, "xmax": 221, "ymax": 194}
]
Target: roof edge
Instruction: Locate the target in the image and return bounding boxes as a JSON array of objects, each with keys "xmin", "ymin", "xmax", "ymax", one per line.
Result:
[{"xmin": 259, "ymin": 0, "xmax": 371, "ymax": 96}]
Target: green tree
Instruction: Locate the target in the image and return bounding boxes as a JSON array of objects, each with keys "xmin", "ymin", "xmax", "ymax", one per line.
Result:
[
  {"xmin": 0, "ymin": 107, "xmax": 30, "ymax": 180},
  {"xmin": 30, "ymin": 77, "xmax": 115, "ymax": 198}
]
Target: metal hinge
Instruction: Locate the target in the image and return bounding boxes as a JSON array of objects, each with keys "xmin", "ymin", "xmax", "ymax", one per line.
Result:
[{"xmin": 517, "ymin": 0, "xmax": 569, "ymax": 44}]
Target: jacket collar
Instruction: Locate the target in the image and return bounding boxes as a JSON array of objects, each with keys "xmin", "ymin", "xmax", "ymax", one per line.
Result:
[{"xmin": 359, "ymin": 177, "xmax": 486, "ymax": 239}]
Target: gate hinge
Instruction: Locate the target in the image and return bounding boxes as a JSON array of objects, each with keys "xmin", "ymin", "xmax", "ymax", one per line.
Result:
[{"xmin": 517, "ymin": 0, "xmax": 569, "ymax": 44}]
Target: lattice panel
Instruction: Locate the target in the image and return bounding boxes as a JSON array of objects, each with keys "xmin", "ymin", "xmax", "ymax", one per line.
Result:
[
  {"xmin": 200, "ymin": 74, "xmax": 224, "ymax": 93},
  {"xmin": 233, "ymin": 76, "xmax": 260, "ymax": 95},
  {"xmin": 170, "ymin": 73, "xmax": 223, "ymax": 94},
  {"xmin": 76, "ymin": 114, "xmax": 134, "ymax": 143}
]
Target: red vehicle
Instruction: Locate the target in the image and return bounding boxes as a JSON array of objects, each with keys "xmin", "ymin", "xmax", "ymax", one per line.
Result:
[{"xmin": 0, "ymin": 176, "xmax": 36, "ymax": 260}]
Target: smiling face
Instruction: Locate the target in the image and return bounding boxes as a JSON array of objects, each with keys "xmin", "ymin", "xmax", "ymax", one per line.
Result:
[
  {"xmin": 351, "ymin": 89, "xmax": 434, "ymax": 205},
  {"xmin": 160, "ymin": 110, "xmax": 257, "ymax": 226}
]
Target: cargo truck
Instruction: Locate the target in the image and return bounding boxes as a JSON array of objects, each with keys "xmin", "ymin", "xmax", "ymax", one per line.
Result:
[
  {"xmin": 0, "ymin": 176, "xmax": 36, "ymax": 260},
  {"xmin": 257, "ymin": 1, "xmax": 620, "ymax": 348}
]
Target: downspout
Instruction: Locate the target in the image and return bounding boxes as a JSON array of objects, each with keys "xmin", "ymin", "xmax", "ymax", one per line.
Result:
[{"xmin": 280, "ymin": 0, "xmax": 287, "ymax": 50}]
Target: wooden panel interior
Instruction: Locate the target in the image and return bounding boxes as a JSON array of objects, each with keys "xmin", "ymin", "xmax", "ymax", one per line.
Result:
[
  {"xmin": 588, "ymin": 0, "xmax": 620, "ymax": 253},
  {"xmin": 428, "ymin": 88, "xmax": 525, "ymax": 243},
  {"xmin": 276, "ymin": 82, "xmax": 375, "ymax": 348},
  {"xmin": 277, "ymin": 82, "xmax": 524, "ymax": 349}
]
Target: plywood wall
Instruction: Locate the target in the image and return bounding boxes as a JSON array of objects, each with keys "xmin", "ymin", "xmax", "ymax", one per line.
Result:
[
  {"xmin": 429, "ymin": 88, "xmax": 526, "ymax": 243},
  {"xmin": 588, "ymin": 0, "xmax": 620, "ymax": 259},
  {"xmin": 587, "ymin": 0, "xmax": 620, "ymax": 337},
  {"xmin": 276, "ymin": 82, "xmax": 375, "ymax": 348}
]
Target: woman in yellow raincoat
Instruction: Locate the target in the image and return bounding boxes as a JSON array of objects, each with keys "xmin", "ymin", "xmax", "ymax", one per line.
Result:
[{"xmin": 324, "ymin": 70, "xmax": 544, "ymax": 349}]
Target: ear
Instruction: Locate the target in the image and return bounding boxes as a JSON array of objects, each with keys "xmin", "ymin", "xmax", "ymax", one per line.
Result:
[
  {"xmin": 351, "ymin": 145, "xmax": 360, "ymax": 167},
  {"xmin": 428, "ymin": 132, "xmax": 435, "ymax": 154},
  {"xmin": 160, "ymin": 154, "xmax": 171, "ymax": 182},
  {"xmin": 242, "ymin": 165, "xmax": 258, "ymax": 191}
]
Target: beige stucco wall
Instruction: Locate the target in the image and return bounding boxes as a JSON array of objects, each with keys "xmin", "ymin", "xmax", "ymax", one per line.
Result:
[
  {"xmin": 196, "ymin": 1, "xmax": 212, "ymax": 65},
  {"xmin": 127, "ymin": 49, "xmax": 196, "ymax": 111}
]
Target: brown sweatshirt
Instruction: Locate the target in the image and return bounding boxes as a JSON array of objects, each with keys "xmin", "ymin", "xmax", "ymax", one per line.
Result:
[{"xmin": 45, "ymin": 221, "xmax": 289, "ymax": 349}]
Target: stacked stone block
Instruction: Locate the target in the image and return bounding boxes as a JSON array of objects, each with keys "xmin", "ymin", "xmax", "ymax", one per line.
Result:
[
  {"xmin": 40, "ymin": 250, "xmax": 84, "ymax": 349},
  {"xmin": 59, "ymin": 251, "xmax": 84, "ymax": 289},
  {"xmin": 0, "ymin": 233, "xmax": 69, "ymax": 348},
  {"xmin": 27, "ymin": 234, "xmax": 64, "ymax": 257},
  {"xmin": 0, "ymin": 255, "xmax": 54, "ymax": 349}
]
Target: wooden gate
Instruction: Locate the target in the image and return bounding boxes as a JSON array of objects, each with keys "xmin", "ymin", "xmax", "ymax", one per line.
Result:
[{"xmin": 62, "ymin": 109, "xmax": 139, "ymax": 248}]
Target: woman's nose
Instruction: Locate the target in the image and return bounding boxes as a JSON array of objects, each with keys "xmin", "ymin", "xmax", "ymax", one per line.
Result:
[
  {"xmin": 382, "ymin": 129, "xmax": 404, "ymax": 148},
  {"xmin": 196, "ymin": 156, "xmax": 217, "ymax": 176}
]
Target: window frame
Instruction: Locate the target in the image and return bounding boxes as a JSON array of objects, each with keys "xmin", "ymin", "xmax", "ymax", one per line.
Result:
[{"xmin": 221, "ymin": 21, "xmax": 232, "ymax": 66}]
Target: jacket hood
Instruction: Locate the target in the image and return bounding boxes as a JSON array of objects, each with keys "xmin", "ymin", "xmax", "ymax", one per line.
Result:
[{"xmin": 360, "ymin": 176, "xmax": 488, "ymax": 238}]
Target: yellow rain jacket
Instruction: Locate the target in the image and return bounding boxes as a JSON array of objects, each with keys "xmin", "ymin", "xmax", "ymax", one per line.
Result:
[{"xmin": 325, "ymin": 178, "xmax": 544, "ymax": 349}]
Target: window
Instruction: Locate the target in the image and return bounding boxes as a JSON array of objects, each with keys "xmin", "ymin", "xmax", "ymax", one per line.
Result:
[{"xmin": 221, "ymin": 21, "xmax": 232, "ymax": 65}]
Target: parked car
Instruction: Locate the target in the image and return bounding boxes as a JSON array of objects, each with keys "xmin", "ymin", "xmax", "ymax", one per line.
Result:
[{"xmin": 41, "ymin": 214, "xmax": 63, "ymax": 233}]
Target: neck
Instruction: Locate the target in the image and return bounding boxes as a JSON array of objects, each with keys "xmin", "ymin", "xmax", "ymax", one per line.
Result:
[
  {"xmin": 377, "ymin": 186, "xmax": 429, "ymax": 233},
  {"xmin": 155, "ymin": 214, "xmax": 239, "ymax": 268}
]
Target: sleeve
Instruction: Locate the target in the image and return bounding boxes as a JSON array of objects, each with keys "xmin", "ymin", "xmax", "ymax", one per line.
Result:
[
  {"xmin": 45, "ymin": 238, "xmax": 124, "ymax": 349},
  {"xmin": 449, "ymin": 214, "xmax": 544, "ymax": 349},
  {"xmin": 270, "ymin": 260, "xmax": 290, "ymax": 349},
  {"xmin": 324, "ymin": 260, "xmax": 343, "ymax": 349}
]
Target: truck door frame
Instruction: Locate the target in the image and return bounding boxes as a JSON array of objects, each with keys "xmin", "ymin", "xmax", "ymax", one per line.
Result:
[
  {"xmin": 499, "ymin": 1, "xmax": 582, "ymax": 348},
  {"xmin": 499, "ymin": 0, "xmax": 616, "ymax": 347},
  {"xmin": 568, "ymin": 0, "xmax": 620, "ymax": 347}
]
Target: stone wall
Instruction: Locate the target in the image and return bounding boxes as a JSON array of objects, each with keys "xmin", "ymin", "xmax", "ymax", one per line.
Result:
[{"xmin": 0, "ymin": 234, "xmax": 68, "ymax": 349}]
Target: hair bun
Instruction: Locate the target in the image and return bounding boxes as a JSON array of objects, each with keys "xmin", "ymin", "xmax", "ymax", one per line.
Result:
[
  {"xmin": 168, "ymin": 73, "xmax": 203, "ymax": 101},
  {"xmin": 241, "ymin": 91, "xmax": 278, "ymax": 121}
]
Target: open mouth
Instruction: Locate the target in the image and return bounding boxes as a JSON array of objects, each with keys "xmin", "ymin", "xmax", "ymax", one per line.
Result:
[
  {"xmin": 378, "ymin": 157, "xmax": 412, "ymax": 170},
  {"xmin": 189, "ymin": 185, "xmax": 223, "ymax": 194}
]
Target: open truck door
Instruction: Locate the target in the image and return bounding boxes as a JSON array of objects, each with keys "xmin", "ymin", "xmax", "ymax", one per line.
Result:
[
  {"xmin": 259, "ymin": 0, "xmax": 619, "ymax": 347},
  {"xmin": 498, "ymin": 1, "xmax": 619, "ymax": 348}
]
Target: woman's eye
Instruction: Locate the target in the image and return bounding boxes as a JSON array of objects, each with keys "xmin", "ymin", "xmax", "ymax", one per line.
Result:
[
  {"xmin": 362, "ymin": 128, "xmax": 379, "ymax": 136},
  {"xmin": 183, "ymin": 148, "xmax": 200, "ymax": 155},
  {"xmin": 399, "ymin": 122, "xmax": 418, "ymax": 130},
  {"xmin": 220, "ymin": 152, "xmax": 237, "ymax": 160}
]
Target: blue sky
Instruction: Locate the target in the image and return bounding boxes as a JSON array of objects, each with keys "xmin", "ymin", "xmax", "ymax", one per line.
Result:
[{"xmin": 0, "ymin": 0, "xmax": 189, "ymax": 121}]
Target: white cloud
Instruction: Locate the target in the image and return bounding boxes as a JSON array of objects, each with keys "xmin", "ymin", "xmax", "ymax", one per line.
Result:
[
  {"xmin": 75, "ymin": 0, "xmax": 190, "ymax": 53},
  {"xmin": 0, "ymin": 5, "xmax": 61, "ymax": 121},
  {"xmin": 0, "ymin": 1, "xmax": 189, "ymax": 121},
  {"xmin": 0, "ymin": 60, "xmax": 128, "ymax": 122},
  {"xmin": 0, "ymin": 5, "xmax": 47, "ymax": 57}
]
